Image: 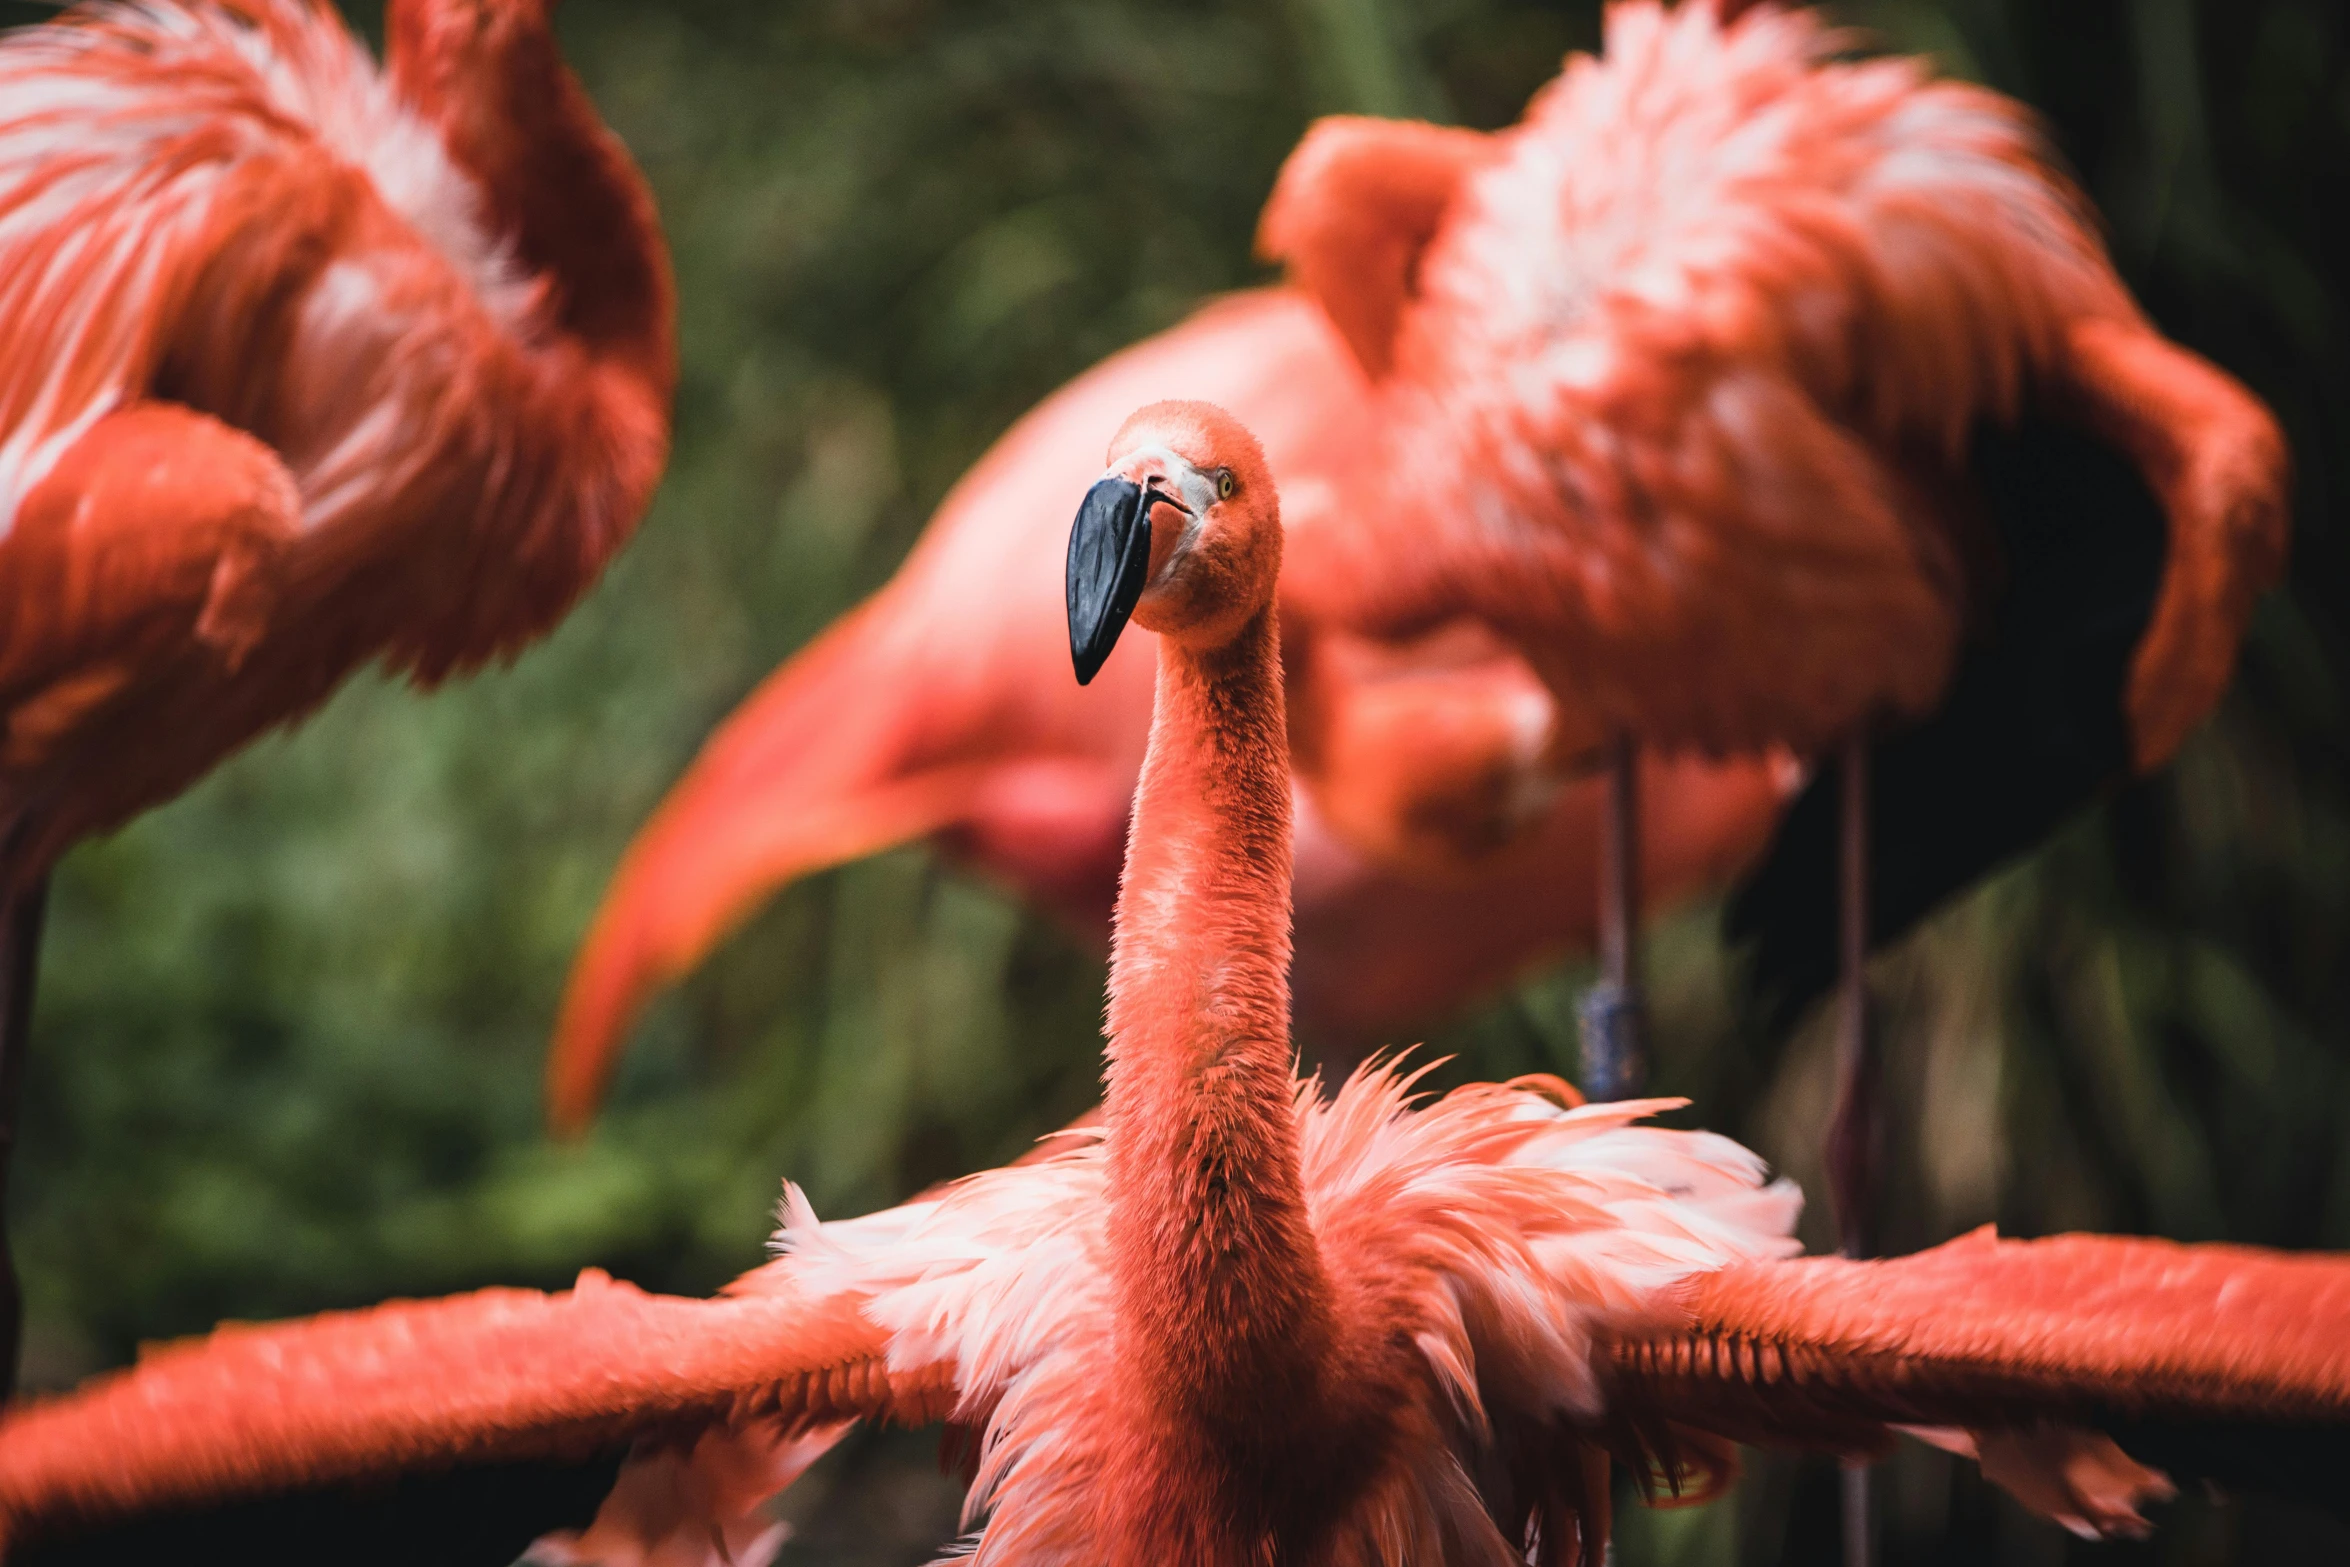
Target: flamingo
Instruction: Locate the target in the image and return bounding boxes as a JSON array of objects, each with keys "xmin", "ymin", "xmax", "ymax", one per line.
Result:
[
  {"xmin": 2, "ymin": 403, "xmax": 2343, "ymax": 1567},
  {"xmin": 542, "ymin": 285, "xmax": 1789, "ymax": 1135},
  {"xmin": 1260, "ymin": 3, "xmax": 2288, "ymax": 1250},
  {"xmin": 1261, "ymin": 15, "xmax": 2289, "ymax": 1546},
  {"xmin": 0, "ymin": 0, "xmax": 673, "ymax": 1390}
]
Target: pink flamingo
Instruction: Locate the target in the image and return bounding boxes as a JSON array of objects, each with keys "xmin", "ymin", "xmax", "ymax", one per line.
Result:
[
  {"xmin": 1261, "ymin": 0, "xmax": 2286, "ymax": 1242},
  {"xmin": 542, "ymin": 286, "xmax": 1788, "ymax": 1134},
  {"xmin": 1261, "ymin": 15, "xmax": 2287, "ymax": 1547},
  {"xmin": 0, "ymin": 0, "xmax": 673, "ymax": 1387},
  {"xmin": 0, "ymin": 404, "xmax": 2340, "ymax": 1567}
]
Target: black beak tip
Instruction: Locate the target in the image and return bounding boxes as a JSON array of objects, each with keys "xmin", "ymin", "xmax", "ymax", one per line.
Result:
[{"xmin": 1066, "ymin": 476, "xmax": 1154, "ymax": 688}]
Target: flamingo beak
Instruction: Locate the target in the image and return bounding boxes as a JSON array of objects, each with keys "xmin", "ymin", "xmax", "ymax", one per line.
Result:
[{"xmin": 1067, "ymin": 476, "xmax": 1156, "ymax": 684}]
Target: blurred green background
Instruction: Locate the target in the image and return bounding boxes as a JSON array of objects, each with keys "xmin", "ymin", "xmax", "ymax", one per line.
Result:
[{"xmin": 5, "ymin": 0, "xmax": 2347, "ymax": 1561}]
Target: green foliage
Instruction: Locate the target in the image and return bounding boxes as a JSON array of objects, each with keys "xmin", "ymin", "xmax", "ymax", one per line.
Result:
[{"xmin": 10, "ymin": 0, "xmax": 2349, "ymax": 1560}]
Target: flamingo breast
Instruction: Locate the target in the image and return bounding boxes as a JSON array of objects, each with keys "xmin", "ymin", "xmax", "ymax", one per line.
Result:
[{"xmin": 773, "ymin": 1068, "xmax": 1799, "ymax": 1563}]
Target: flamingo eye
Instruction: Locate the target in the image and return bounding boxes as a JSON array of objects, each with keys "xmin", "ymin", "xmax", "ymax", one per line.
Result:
[{"xmin": 1215, "ymin": 469, "xmax": 1236, "ymax": 501}]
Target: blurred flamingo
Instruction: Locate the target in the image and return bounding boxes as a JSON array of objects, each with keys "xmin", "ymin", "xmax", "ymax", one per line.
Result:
[
  {"xmin": 1260, "ymin": 1, "xmax": 2288, "ymax": 1258},
  {"xmin": 542, "ymin": 286, "xmax": 1789, "ymax": 1136},
  {"xmin": 4, "ymin": 403, "xmax": 2343, "ymax": 1567},
  {"xmin": 0, "ymin": 0, "xmax": 674, "ymax": 1388}
]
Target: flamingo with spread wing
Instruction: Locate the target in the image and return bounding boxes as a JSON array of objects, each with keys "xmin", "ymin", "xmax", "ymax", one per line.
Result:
[{"xmin": 0, "ymin": 405, "xmax": 2334, "ymax": 1567}]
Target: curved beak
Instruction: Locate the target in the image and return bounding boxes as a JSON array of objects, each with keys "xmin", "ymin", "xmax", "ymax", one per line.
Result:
[{"xmin": 1067, "ymin": 476, "xmax": 1159, "ymax": 684}]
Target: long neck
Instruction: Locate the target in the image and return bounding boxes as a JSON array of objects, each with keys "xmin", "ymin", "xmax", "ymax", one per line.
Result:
[
  {"xmin": 1103, "ymin": 607, "xmax": 1330, "ymax": 1425},
  {"xmin": 387, "ymin": 2, "xmax": 676, "ymax": 397}
]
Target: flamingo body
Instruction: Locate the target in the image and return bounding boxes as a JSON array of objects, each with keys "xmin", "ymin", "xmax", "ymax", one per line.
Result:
[
  {"xmin": 0, "ymin": 0, "xmax": 673, "ymax": 874},
  {"xmin": 776, "ymin": 1070, "xmax": 1796, "ymax": 1565},
  {"xmin": 1260, "ymin": 1, "xmax": 2287, "ymax": 1019},
  {"xmin": 0, "ymin": 0, "xmax": 671, "ymax": 1394}
]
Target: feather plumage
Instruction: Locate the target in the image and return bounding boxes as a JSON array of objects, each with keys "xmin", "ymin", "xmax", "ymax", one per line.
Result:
[
  {"xmin": 0, "ymin": 0, "xmax": 674, "ymax": 873},
  {"xmin": 0, "ymin": 1267, "xmax": 940, "ymax": 1547},
  {"xmin": 0, "ymin": 1068, "xmax": 1803, "ymax": 1565},
  {"xmin": 1279, "ymin": 1, "xmax": 2153, "ymax": 754},
  {"xmin": 1263, "ymin": 0, "xmax": 2287, "ymax": 1038},
  {"xmin": 15, "ymin": 1072, "xmax": 2350, "ymax": 1561}
]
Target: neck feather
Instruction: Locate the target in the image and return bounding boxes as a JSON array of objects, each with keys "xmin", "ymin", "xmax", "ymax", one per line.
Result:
[{"xmin": 1103, "ymin": 606, "xmax": 1330, "ymax": 1423}]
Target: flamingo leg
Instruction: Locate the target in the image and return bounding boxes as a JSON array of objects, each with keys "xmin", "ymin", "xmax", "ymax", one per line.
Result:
[
  {"xmin": 1577, "ymin": 733, "xmax": 1643, "ymax": 1100},
  {"xmin": 1826, "ymin": 734, "xmax": 1879, "ymax": 1567},
  {"xmin": 1826, "ymin": 734, "xmax": 1878, "ymax": 1251},
  {"xmin": 0, "ymin": 872, "xmax": 46, "ymax": 1400},
  {"xmin": 0, "ymin": 406, "xmax": 304, "ymax": 1399},
  {"xmin": 1575, "ymin": 736, "xmax": 1645, "ymax": 1566}
]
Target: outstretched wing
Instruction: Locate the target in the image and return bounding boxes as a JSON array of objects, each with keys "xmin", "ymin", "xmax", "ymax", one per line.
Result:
[
  {"xmin": 1613, "ymin": 1229, "xmax": 2350, "ymax": 1536},
  {"xmin": 1615, "ymin": 1228, "xmax": 2350, "ymax": 1443},
  {"xmin": 0, "ymin": 1268, "xmax": 945, "ymax": 1546}
]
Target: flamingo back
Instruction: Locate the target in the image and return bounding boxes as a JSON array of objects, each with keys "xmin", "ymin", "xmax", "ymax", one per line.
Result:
[{"xmin": 1360, "ymin": 1, "xmax": 2136, "ymax": 755}]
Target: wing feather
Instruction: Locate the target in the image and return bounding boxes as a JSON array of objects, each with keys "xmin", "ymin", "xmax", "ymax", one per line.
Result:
[
  {"xmin": 0, "ymin": 0, "xmax": 528, "ymax": 527},
  {"xmin": 1612, "ymin": 1229, "xmax": 2350, "ymax": 1445},
  {"xmin": 0, "ymin": 1267, "xmax": 944, "ymax": 1541}
]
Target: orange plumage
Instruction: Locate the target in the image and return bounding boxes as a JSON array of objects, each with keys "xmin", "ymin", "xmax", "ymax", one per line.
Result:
[
  {"xmin": 1258, "ymin": 3, "xmax": 2287, "ymax": 1004},
  {"xmin": 2, "ymin": 403, "xmax": 2339, "ymax": 1565},
  {"xmin": 0, "ymin": 0, "xmax": 673, "ymax": 867},
  {"xmin": 1267, "ymin": 1, "xmax": 2284, "ymax": 764},
  {"xmin": 19, "ymin": 1216, "xmax": 2348, "ymax": 1558},
  {"xmin": 1634, "ymin": 1227, "xmax": 2350, "ymax": 1429}
]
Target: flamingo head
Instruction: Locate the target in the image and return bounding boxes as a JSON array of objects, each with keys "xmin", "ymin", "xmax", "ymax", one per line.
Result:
[{"xmin": 1067, "ymin": 401, "xmax": 1280, "ymax": 683}]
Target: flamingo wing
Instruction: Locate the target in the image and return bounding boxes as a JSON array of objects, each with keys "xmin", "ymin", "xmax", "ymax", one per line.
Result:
[
  {"xmin": 0, "ymin": 1268, "xmax": 943, "ymax": 1547},
  {"xmin": 1615, "ymin": 1228, "xmax": 2350, "ymax": 1455}
]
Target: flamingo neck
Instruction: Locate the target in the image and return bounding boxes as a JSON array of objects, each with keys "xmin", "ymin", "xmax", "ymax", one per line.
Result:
[
  {"xmin": 386, "ymin": 1, "xmax": 676, "ymax": 396},
  {"xmin": 1103, "ymin": 606, "xmax": 1331, "ymax": 1429}
]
